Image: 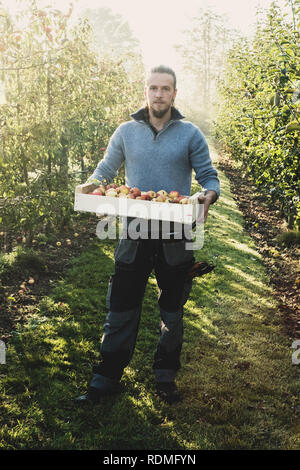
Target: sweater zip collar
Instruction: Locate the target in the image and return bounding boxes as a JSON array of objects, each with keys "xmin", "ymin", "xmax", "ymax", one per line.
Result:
[{"xmin": 130, "ymin": 107, "xmax": 185, "ymax": 140}]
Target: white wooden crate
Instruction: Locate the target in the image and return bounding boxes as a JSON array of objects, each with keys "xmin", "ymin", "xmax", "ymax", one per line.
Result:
[{"xmin": 74, "ymin": 183, "xmax": 204, "ymax": 224}]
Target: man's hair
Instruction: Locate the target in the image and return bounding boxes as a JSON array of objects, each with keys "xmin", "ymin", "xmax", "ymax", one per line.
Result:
[{"xmin": 146, "ymin": 65, "xmax": 177, "ymax": 90}]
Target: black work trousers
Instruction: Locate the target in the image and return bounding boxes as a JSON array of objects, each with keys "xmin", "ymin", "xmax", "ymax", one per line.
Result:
[{"xmin": 93, "ymin": 237, "xmax": 195, "ymax": 383}]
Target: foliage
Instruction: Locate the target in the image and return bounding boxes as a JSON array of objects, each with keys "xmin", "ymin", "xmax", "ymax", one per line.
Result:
[
  {"xmin": 175, "ymin": 6, "xmax": 236, "ymax": 132},
  {"xmin": 212, "ymin": 0, "xmax": 300, "ymax": 228},
  {"xmin": 0, "ymin": 0, "xmax": 144, "ymax": 248},
  {"xmin": 81, "ymin": 7, "xmax": 140, "ymax": 59},
  {"xmin": 276, "ymin": 229, "xmax": 300, "ymax": 246}
]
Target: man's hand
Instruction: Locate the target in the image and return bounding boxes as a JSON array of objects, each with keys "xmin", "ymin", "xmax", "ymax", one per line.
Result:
[{"xmin": 197, "ymin": 190, "xmax": 217, "ymax": 224}]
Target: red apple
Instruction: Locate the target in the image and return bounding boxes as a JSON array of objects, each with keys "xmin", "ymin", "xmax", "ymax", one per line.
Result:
[
  {"xmin": 130, "ymin": 187, "xmax": 141, "ymax": 197},
  {"xmin": 140, "ymin": 194, "xmax": 151, "ymax": 200},
  {"xmin": 146, "ymin": 190, "xmax": 156, "ymax": 199},
  {"xmin": 173, "ymin": 196, "xmax": 185, "ymax": 203},
  {"xmin": 98, "ymin": 185, "xmax": 106, "ymax": 194},
  {"xmin": 92, "ymin": 189, "xmax": 104, "ymax": 196},
  {"xmin": 169, "ymin": 190, "xmax": 180, "ymax": 199}
]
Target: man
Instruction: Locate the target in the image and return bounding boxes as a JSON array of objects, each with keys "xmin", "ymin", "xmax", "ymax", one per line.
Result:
[{"xmin": 76, "ymin": 65, "xmax": 220, "ymax": 404}]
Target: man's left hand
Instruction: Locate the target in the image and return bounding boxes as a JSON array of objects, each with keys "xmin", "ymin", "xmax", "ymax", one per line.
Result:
[{"xmin": 197, "ymin": 190, "xmax": 217, "ymax": 224}]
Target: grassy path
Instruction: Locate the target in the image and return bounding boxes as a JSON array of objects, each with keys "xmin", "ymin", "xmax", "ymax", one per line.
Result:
[{"xmin": 0, "ymin": 149, "xmax": 299, "ymax": 450}]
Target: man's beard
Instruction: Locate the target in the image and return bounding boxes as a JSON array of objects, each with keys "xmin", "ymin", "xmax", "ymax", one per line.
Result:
[{"xmin": 150, "ymin": 103, "xmax": 171, "ymax": 118}]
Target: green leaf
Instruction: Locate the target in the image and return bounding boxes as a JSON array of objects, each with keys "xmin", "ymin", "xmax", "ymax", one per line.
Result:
[{"xmin": 285, "ymin": 121, "xmax": 300, "ymax": 133}]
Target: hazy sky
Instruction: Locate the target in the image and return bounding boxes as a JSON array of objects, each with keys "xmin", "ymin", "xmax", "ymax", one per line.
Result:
[{"xmin": 2, "ymin": 0, "xmax": 288, "ymax": 68}]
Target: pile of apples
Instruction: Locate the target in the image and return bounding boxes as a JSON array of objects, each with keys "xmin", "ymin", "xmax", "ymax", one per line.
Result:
[{"xmin": 88, "ymin": 184, "xmax": 191, "ymax": 204}]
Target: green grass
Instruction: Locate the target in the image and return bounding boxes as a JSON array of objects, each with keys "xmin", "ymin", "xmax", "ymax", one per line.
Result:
[{"xmin": 0, "ymin": 156, "xmax": 299, "ymax": 450}]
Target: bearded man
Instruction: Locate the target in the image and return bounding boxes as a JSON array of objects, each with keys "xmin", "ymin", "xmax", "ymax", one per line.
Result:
[{"xmin": 76, "ymin": 65, "xmax": 220, "ymax": 404}]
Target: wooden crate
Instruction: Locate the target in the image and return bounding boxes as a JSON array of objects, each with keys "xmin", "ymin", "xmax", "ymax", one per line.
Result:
[{"xmin": 74, "ymin": 183, "xmax": 203, "ymax": 224}]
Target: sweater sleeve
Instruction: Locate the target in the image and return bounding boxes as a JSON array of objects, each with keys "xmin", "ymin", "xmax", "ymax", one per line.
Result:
[
  {"xmin": 189, "ymin": 127, "xmax": 220, "ymax": 200},
  {"xmin": 86, "ymin": 125, "xmax": 125, "ymax": 184}
]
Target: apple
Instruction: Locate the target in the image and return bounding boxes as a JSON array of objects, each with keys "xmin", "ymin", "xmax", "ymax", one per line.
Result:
[
  {"xmin": 66, "ymin": 239, "xmax": 71, "ymax": 246},
  {"xmin": 92, "ymin": 189, "xmax": 104, "ymax": 196},
  {"xmin": 127, "ymin": 193, "xmax": 136, "ymax": 199},
  {"xmin": 105, "ymin": 189, "xmax": 118, "ymax": 197},
  {"xmin": 82, "ymin": 226, "xmax": 86, "ymax": 232},
  {"xmin": 179, "ymin": 198, "xmax": 189, "ymax": 204},
  {"xmin": 173, "ymin": 196, "xmax": 185, "ymax": 203},
  {"xmin": 119, "ymin": 185, "xmax": 130, "ymax": 195},
  {"xmin": 28, "ymin": 277, "xmax": 35, "ymax": 285},
  {"xmin": 146, "ymin": 190, "xmax": 156, "ymax": 199},
  {"xmin": 110, "ymin": 183, "xmax": 118, "ymax": 189},
  {"xmin": 157, "ymin": 190, "xmax": 168, "ymax": 197},
  {"xmin": 118, "ymin": 193, "xmax": 127, "ymax": 198},
  {"xmin": 98, "ymin": 185, "xmax": 106, "ymax": 194},
  {"xmin": 154, "ymin": 195, "xmax": 166, "ymax": 202},
  {"xmin": 169, "ymin": 190, "xmax": 180, "ymax": 199},
  {"xmin": 74, "ymin": 233, "xmax": 79, "ymax": 237},
  {"xmin": 140, "ymin": 194, "xmax": 151, "ymax": 200},
  {"xmin": 17, "ymin": 235, "xmax": 22, "ymax": 243},
  {"xmin": 130, "ymin": 187, "xmax": 141, "ymax": 197},
  {"xmin": 56, "ymin": 241, "xmax": 61, "ymax": 246}
]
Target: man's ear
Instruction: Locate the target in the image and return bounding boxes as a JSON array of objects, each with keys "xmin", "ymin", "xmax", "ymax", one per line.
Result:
[{"xmin": 172, "ymin": 88, "xmax": 177, "ymax": 105}]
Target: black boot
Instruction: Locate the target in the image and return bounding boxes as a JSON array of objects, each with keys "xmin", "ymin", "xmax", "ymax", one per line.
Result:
[
  {"xmin": 156, "ymin": 382, "xmax": 181, "ymax": 404},
  {"xmin": 75, "ymin": 373, "xmax": 122, "ymax": 404}
]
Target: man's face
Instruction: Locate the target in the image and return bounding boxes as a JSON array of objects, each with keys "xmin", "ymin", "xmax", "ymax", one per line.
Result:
[{"xmin": 145, "ymin": 73, "xmax": 177, "ymax": 118}]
